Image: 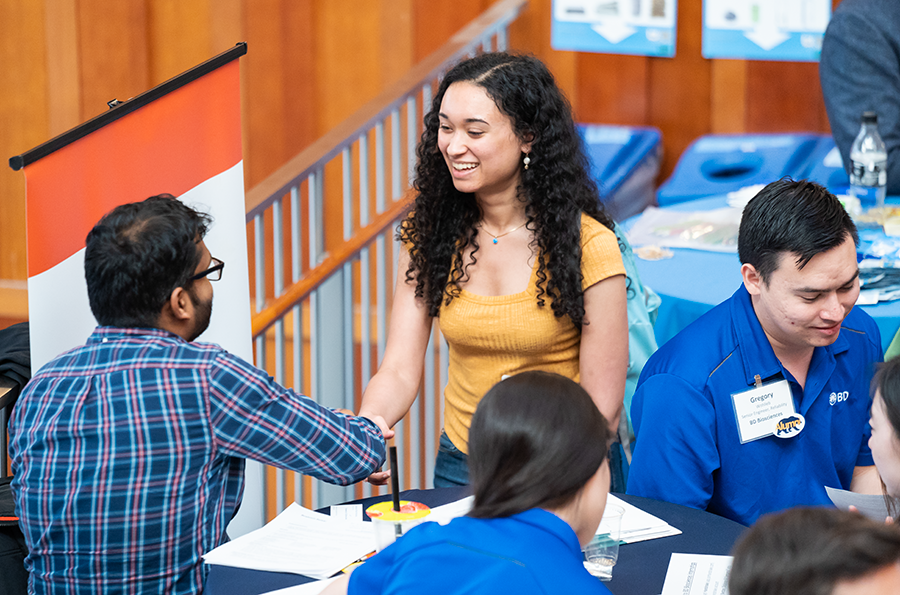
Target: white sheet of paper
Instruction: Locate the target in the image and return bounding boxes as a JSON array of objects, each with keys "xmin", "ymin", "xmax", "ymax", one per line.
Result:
[
  {"xmin": 329, "ymin": 504, "xmax": 362, "ymax": 521},
  {"xmin": 601, "ymin": 494, "xmax": 682, "ymax": 543},
  {"xmin": 661, "ymin": 553, "xmax": 733, "ymax": 595},
  {"xmin": 203, "ymin": 503, "xmax": 376, "ymax": 579},
  {"xmin": 826, "ymin": 485, "xmax": 891, "ymax": 522},
  {"xmin": 261, "ymin": 577, "xmax": 338, "ymax": 595},
  {"xmin": 427, "ymin": 495, "xmax": 474, "ymax": 525}
]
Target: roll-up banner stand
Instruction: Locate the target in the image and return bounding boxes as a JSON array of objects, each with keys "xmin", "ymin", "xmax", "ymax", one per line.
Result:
[{"xmin": 9, "ymin": 43, "xmax": 265, "ymax": 536}]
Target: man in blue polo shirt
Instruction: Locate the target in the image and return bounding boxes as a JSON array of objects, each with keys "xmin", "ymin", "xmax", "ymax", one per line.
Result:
[{"xmin": 628, "ymin": 179, "xmax": 883, "ymax": 526}]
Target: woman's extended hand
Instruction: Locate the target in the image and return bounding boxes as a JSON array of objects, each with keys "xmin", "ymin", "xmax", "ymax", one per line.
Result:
[{"xmin": 359, "ymin": 413, "xmax": 395, "ymax": 441}]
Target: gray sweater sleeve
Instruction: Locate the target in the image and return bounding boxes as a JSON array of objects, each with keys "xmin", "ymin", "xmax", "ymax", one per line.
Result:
[{"xmin": 820, "ymin": 0, "xmax": 900, "ymax": 194}]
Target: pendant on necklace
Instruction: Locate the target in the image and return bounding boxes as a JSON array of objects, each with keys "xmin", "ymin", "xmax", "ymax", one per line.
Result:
[{"xmin": 482, "ymin": 221, "xmax": 526, "ymax": 245}]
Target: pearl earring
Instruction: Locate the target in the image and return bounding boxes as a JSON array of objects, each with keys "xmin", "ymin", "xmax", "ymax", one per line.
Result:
[{"xmin": 523, "ymin": 154, "xmax": 531, "ymax": 170}]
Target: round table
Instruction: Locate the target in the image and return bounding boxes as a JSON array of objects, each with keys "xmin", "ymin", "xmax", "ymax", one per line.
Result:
[
  {"xmin": 606, "ymin": 494, "xmax": 745, "ymax": 595},
  {"xmin": 204, "ymin": 488, "xmax": 746, "ymax": 595},
  {"xmin": 628, "ymin": 195, "xmax": 900, "ymax": 352}
]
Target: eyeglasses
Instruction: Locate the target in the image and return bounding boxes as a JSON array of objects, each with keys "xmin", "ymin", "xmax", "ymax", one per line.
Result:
[{"xmin": 190, "ymin": 257, "xmax": 225, "ymax": 282}]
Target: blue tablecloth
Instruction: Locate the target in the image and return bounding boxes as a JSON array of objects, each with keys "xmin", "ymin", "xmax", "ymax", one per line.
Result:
[
  {"xmin": 629, "ymin": 195, "xmax": 900, "ymax": 352},
  {"xmin": 205, "ymin": 488, "xmax": 746, "ymax": 595}
]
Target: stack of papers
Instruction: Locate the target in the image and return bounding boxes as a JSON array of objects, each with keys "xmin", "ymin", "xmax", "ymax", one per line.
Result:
[
  {"xmin": 203, "ymin": 503, "xmax": 376, "ymax": 579},
  {"xmin": 602, "ymin": 494, "xmax": 682, "ymax": 543},
  {"xmin": 204, "ymin": 497, "xmax": 477, "ymax": 580},
  {"xmin": 626, "ymin": 207, "xmax": 741, "ymax": 253}
]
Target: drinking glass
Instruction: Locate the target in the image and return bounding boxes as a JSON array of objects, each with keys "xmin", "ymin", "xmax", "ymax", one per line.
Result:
[{"xmin": 583, "ymin": 504, "xmax": 625, "ymax": 580}]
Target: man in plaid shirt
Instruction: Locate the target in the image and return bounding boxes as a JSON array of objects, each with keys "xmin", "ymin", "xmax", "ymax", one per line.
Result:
[{"xmin": 9, "ymin": 195, "xmax": 388, "ymax": 594}]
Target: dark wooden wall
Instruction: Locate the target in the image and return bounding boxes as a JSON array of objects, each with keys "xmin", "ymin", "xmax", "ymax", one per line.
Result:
[{"xmin": 0, "ymin": 0, "xmax": 841, "ymax": 307}]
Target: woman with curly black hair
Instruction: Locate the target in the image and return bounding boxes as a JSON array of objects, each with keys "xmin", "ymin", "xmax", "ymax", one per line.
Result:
[{"xmin": 359, "ymin": 52, "xmax": 628, "ymax": 488}]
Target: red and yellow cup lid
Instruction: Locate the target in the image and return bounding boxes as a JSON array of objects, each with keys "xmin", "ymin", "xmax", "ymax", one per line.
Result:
[{"xmin": 365, "ymin": 500, "xmax": 431, "ymax": 521}]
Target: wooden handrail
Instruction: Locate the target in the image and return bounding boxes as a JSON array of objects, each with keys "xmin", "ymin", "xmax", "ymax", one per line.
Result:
[
  {"xmin": 250, "ymin": 196, "xmax": 412, "ymax": 337},
  {"xmin": 244, "ymin": 0, "xmax": 526, "ymax": 220}
]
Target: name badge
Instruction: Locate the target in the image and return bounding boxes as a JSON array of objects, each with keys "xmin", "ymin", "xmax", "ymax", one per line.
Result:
[{"xmin": 731, "ymin": 379, "xmax": 797, "ymax": 444}]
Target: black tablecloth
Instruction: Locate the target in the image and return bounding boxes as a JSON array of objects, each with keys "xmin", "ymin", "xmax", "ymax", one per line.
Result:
[
  {"xmin": 205, "ymin": 489, "xmax": 746, "ymax": 595},
  {"xmin": 605, "ymin": 495, "xmax": 746, "ymax": 595}
]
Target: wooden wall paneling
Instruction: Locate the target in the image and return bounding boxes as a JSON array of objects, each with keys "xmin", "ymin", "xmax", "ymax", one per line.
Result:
[
  {"xmin": 279, "ymin": 0, "xmax": 317, "ymax": 162},
  {"xmin": 509, "ymin": 0, "xmax": 578, "ymax": 108},
  {"xmin": 146, "ymin": 0, "xmax": 215, "ymax": 86},
  {"xmin": 314, "ymin": 1, "xmax": 385, "ymax": 134},
  {"xmin": 380, "ymin": 0, "xmax": 414, "ymax": 87},
  {"xmin": 710, "ymin": 60, "xmax": 747, "ymax": 134},
  {"xmin": 575, "ymin": 53, "xmax": 649, "ymax": 125},
  {"xmin": 0, "ymin": 0, "xmax": 50, "ymax": 283},
  {"xmin": 76, "ymin": 0, "xmax": 149, "ymax": 121},
  {"xmin": 0, "ymin": 285, "xmax": 28, "ymax": 327},
  {"xmin": 647, "ymin": 0, "xmax": 711, "ymax": 180},
  {"xmin": 745, "ymin": 61, "xmax": 830, "ymax": 133},
  {"xmin": 209, "ymin": 0, "xmax": 244, "ymax": 58},
  {"xmin": 412, "ymin": 0, "xmax": 488, "ymax": 63},
  {"xmin": 243, "ymin": 0, "xmax": 292, "ymax": 188},
  {"xmin": 44, "ymin": 0, "xmax": 81, "ymax": 137}
]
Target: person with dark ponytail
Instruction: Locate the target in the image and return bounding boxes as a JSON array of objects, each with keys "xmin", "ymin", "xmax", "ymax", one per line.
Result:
[
  {"xmin": 325, "ymin": 371, "xmax": 615, "ymax": 594},
  {"xmin": 359, "ymin": 52, "xmax": 627, "ymax": 488}
]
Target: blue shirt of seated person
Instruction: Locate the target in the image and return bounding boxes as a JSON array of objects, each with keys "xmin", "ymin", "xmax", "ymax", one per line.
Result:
[
  {"xmin": 349, "ymin": 509, "xmax": 612, "ymax": 594},
  {"xmin": 627, "ymin": 179, "xmax": 882, "ymax": 526},
  {"xmin": 323, "ymin": 371, "xmax": 616, "ymax": 595}
]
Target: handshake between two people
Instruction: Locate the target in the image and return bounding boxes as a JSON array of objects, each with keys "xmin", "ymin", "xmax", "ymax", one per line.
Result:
[{"xmin": 335, "ymin": 408, "xmax": 394, "ymax": 486}]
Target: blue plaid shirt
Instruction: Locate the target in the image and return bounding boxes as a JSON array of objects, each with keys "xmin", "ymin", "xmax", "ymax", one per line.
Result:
[{"xmin": 9, "ymin": 326, "xmax": 386, "ymax": 594}]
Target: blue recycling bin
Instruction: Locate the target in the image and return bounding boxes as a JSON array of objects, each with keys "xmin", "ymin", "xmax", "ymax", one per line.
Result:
[
  {"xmin": 657, "ymin": 133, "xmax": 820, "ymax": 206},
  {"xmin": 803, "ymin": 134, "xmax": 849, "ymax": 193},
  {"xmin": 578, "ymin": 124, "xmax": 662, "ymax": 221}
]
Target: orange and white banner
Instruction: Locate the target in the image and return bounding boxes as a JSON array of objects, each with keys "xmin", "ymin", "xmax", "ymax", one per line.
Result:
[{"xmin": 13, "ymin": 44, "xmax": 251, "ymax": 372}]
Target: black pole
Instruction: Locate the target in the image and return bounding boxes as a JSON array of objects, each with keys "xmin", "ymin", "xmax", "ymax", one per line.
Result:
[{"xmin": 9, "ymin": 42, "xmax": 247, "ymax": 171}]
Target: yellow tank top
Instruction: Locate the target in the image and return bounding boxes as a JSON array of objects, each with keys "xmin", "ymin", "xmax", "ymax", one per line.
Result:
[{"xmin": 439, "ymin": 214, "xmax": 625, "ymax": 453}]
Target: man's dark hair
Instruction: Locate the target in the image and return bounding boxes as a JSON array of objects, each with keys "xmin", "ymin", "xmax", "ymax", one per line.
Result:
[
  {"xmin": 738, "ymin": 178, "xmax": 858, "ymax": 284},
  {"xmin": 84, "ymin": 194, "xmax": 212, "ymax": 328},
  {"xmin": 730, "ymin": 507, "xmax": 900, "ymax": 595},
  {"xmin": 467, "ymin": 371, "xmax": 611, "ymax": 518}
]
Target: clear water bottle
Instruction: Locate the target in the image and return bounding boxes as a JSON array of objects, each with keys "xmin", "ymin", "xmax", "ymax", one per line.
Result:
[{"xmin": 849, "ymin": 111, "xmax": 888, "ymax": 207}]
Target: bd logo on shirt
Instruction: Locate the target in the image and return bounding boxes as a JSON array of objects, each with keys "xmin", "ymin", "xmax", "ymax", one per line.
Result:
[
  {"xmin": 774, "ymin": 414, "xmax": 805, "ymax": 439},
  {"xmin": 829, "ymin": 391, "xmax": 849, "ymax": 406}
]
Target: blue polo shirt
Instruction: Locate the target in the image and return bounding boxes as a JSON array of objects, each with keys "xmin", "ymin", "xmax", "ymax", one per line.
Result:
[
  {"xmin": 349, "ymin": 508, "xmax": 612, "ymax": 594},
  {"xmin": 628, "ymin": 286, "xmax": 881, "ymax": 526}
]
